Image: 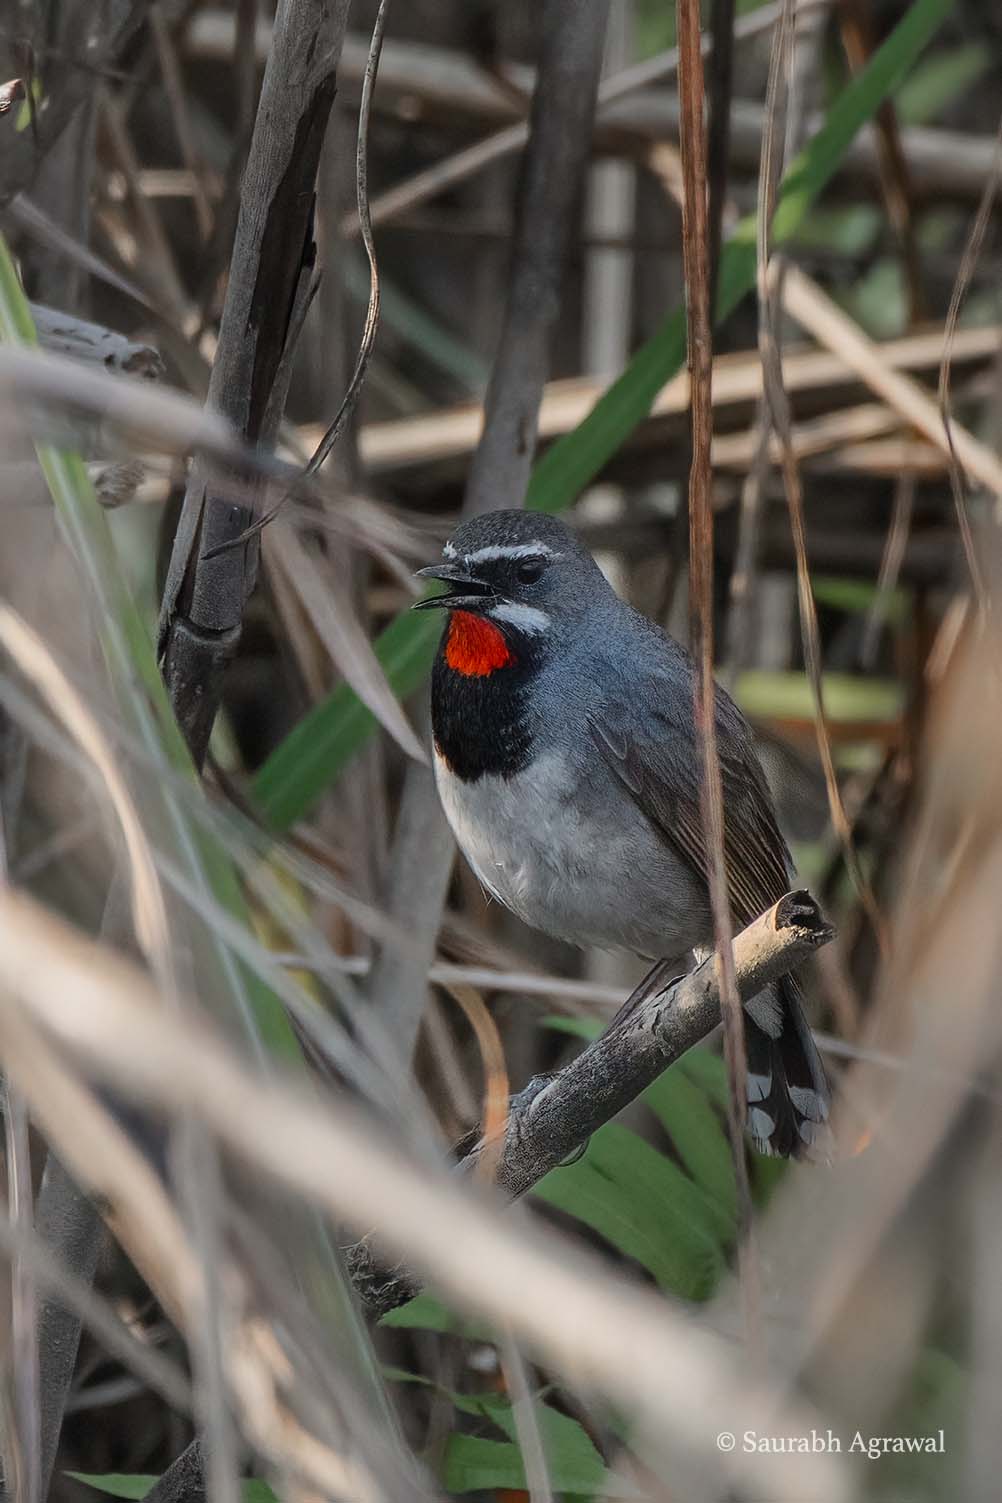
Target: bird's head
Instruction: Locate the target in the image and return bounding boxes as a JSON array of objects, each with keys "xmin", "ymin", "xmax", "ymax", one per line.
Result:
[{"xmin": 413, "ymin": 510, "xmax": 606, "ymax": 677}]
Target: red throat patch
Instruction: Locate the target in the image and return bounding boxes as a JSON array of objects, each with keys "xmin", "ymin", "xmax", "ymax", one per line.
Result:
[{"xmin": 444, "ymin": 610, "xmax": 515, "ymax": 677}]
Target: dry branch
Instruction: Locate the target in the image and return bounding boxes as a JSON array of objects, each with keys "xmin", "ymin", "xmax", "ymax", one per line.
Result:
[
  {"xmin": 0, "ymin": 886, "xmax": 842, "ymax": 1503},
  {"xmin": 675, "ymin": 0, "xmax": 756, "ymax": 1334},
  {"xmin": 158, "ymin": 0, "xmax": 351, "ymax": 767},
  {"xmin": 186, "ymin": 8, "xmax": 997, "ymax": 208},
  {"xmin": 779, "ymin": 261, "xmax": 1002, "ymax": 502},
  {"xmin": 345, "ymin": 323, "xmax": 1002, "ymax": 478},
  {"xmin": 0, "ymin": 2, "xmax": 150, "ymax": 209},
  {"xmin": 353, "ymin": 890, "xmax": 833, "ymax": 1313},
  {"xmin": 29, "ymin": 304, "xmax": 163, "ymax": 379},
  {"xmin": 365, "ymin": 0, "xmax": 611, "ymax": 1055}
]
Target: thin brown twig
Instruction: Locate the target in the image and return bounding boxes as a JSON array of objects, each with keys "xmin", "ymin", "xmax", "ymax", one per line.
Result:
[
  {"xmin": 336, "ymin": 0, "xmax": 824, "ymax": 239},
  {"xmin": 779, "ymin": 263, "xmax": 1002, "ymax": 501},
  {"xmin": 442, "ymin": 983, "xmax": 510, "ymax": 1185},
  {"xmin": 937, "ymin": 111, "xmax": 1002, "ymax": 617},
  {"xmin": 861, "ymin": 469, "xmax": 915, "ymax": 669},
  {"xmin": 707, "ymin": 0, "xmax": 736, "ymax": 312},
  {"xmin": 204, "ymin": 0, "xmax": 393, "ymax": 559},
  {"xmin": 755, "ymin": 0, "xmax": 886, "ymax": 955},
  {"xmin": 837, "ymin": 0, "xmax": 925, "ymax": 325},
  {"xmin": 149, "ymin": 3, "xmax": 213, "ymax": 242},
  {"xmin": 674, "ymin": 0, "xmax": 758, "ymax": 1348}
]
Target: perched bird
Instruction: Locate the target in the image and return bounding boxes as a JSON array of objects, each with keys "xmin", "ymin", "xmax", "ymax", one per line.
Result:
[{"xmin": 415, "ymin": 509, "xmax": 829, "ymax": 1157}]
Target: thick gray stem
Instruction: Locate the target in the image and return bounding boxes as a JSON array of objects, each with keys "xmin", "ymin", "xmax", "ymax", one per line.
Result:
[{"xmin": 366, "ymin": 0, "xmax": 611, "ymax": 1052}]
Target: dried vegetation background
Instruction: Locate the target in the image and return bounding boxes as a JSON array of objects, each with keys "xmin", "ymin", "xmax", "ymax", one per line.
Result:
[{"xmin": 1, "ymin": 0, "xmax": 1002, "ymax": 1501}]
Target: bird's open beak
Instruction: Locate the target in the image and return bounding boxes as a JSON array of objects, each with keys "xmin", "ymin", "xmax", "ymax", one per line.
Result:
[{"xmin": 411, "ymin": 562, "xmax": 496, "ymax": 612}]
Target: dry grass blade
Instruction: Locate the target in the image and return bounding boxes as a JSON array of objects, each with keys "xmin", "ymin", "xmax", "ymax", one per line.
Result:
[
  {"xmin": 707, "ymin": 0, "xmax": 736, "ymax": 308},
  {"xmin": 442, "ymin": 982, "xmax": 510, "ymax": 1184},
  {"xmin": 0, "ymin": 605, "xmax": 169, "ymax": 964},
  {"xmin": 265, "ymin": 518, "xmax": 426, "ymax": 763},
  {"xmin": 334, "ymin": 0, "xmax": 822, "ymax": 237},
  {"xmin": 754, "ymin": 0, "xmax": 884, "ymax": 950},
  {"xmin": 0, "ymin": 888, "xmax": 847, "ymax": 1503},
  {"xmin": 303, "ymin": 0, "xmax": 390, "ymax": 480},
  {"xmin": 0, "ymin": 1209, "xmax": 192, "ymax": 1418},
  {"xmin": 0, "ymin": 341, "xmax": 285, "ymax": 474},
  {"xmin": 0, "ymin": 993, "xmax": 385, "ymax": 1502},
  {"xmin": 6, "ymin": 196, "xmax": 157, "ymax": 311},
  {"xmin": 780, "ymin": 262, "xmax": 1002, "ymax": 503},
  {"xmin": 149, "ymin": 3, "xmax": 213, "ymax": 243},
  {"xmin": 205, "ymin": 0, "xmax": 394, "ymax": 557},
  {"xmin": 862, "ymin": 469, "xmax": 915, "ymax": 668},
  {"xmin": 936, "ymin": 112, "xmax": 1002, "ymax": 613},
  {"xmin": 837, "ymin": 0, "xmax": 925, "ymax": 323},
  {"xmin": 675, "ymin": 0, "xmax": 757, "ymax": 1335}
]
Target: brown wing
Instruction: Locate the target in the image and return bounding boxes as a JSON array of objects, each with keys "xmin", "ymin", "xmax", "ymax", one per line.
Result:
[{"xmin": 586, "ymin": 677, "xmax": 792, "ymax": 928}]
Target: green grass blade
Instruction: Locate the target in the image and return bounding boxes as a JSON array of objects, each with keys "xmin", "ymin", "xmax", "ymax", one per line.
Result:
[
  {"xmin": 532, "ymin": 1124, "xmax": 727, "ymax": 1300},
  {"xmin": 251, "ymin": 0, "xmax": 952, "ymax": 830},
  {"xmin": 0, "ymin": 241, "xmax": 402, "ymax": 1427},
  {"xmin": 0, "ymin": 235, "xmax": 300, "ymax": 1063}
]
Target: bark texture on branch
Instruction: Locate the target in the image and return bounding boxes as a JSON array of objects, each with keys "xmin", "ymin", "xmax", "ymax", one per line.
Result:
[
  {"xmin": 351, "ymin": 890, "xmax": 835, "ymax": 1317},
  {"xmin": 158, "ymin": 0, "xmax": 351, "ymax": 767}
]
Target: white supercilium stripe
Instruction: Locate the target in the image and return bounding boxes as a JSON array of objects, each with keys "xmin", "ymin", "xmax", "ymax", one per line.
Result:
[{"xmin": 441, "ymin": 541, "xmax": 558, "ymax": 564}]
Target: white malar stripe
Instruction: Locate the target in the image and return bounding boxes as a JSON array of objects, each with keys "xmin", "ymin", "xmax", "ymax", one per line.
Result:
[
  {"xmin": 443, "ymin": 541, "xmax": 558, "ymax": 565},
  {"xmin": 489, "ymin": 600, "xmax": 550, "ymax": 634}
]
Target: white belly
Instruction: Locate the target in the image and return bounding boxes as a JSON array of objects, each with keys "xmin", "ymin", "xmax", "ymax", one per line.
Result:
[{"xmin": 433, "ymin": 747, "xmax": 708, "ymax": 957}]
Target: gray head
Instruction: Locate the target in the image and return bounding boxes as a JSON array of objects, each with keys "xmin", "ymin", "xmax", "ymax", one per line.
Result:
[{"xmin": 413, "ymin": 509, "xmax": 610, "ymax": 642}]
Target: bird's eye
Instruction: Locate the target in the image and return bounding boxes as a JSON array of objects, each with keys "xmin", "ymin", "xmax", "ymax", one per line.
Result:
[{"xmin": 515, "ymin": 557, "xmax": 546, "ymax": 585}]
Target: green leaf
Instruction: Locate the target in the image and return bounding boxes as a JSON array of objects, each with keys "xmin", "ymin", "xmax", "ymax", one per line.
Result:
[
  {"xmin": 642, "ymin": 1065, "xmax": 736, "ymax": 1224},
  {"xmin": 895, "ymin": 41, "xmax": 991, "ymax": 126},
  {"xmin": 252, "ymin": 0, "xmax": 952, "ymax": 830},
  {"xmin": 676, "ymin": 1048, "xmax": 730, "ymax": 1109},
  {"xmin": 544, "ymin": 1016, "xmax": 735, "ymax": 1220},
  {"xmin": 254, "ymin": 609, "xmax": 440, "ymax": 830},
  {"xmin": 542, "ymin": 1014, "xmax": 603, "ymax": 1041},
  {"xmin": 442, "ymin": 1404, "xmax": 615, "ymax": 1496},
  {"xmin": 69, "ymin": 1478, "xmax": 277, "ymax": 1503},
  {"xmin": 14, "ymin": 77, "xmax": 43, "ymax": 133},
  {"xmin": 378, "ymin": 1289, "xmax": 491, "ymax": 1337},
  {"xmin": 532, "ymin": 1124, "xmax": 727, "ymax": 1299},
  {"xmin": 734, "ymin": 669, "xmax": 903, "ymax": 723},
  {"xmin": 384, "ymin": 1366, "xmax": 620, "ymax": 1496},
  {"xmin": 0, "ymin": 237, "xmax": 302, "ymax": 1063},
  {"xmin": 810, "ymin": 575, "xmax": 909, "ymax": 622},
  {"xmin": 443, "ymin": 1434, "xmax": 529, "ymax": 1493},
  {"xmin": 69, "ymin": 1477, "xmax": 157, "ymax": 1500}
]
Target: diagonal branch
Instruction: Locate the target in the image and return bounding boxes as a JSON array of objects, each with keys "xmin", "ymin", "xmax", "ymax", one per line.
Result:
[
  {"xmin": 352, "ymin": 892, "xmax": 832, "ymax": 1314},
  {"xmin": 0, "ymin": 886, "xmax": 841, "ymax": 1503}
]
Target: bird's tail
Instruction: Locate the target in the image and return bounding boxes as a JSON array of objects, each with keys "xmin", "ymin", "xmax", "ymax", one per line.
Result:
[{"xmin": 743, "ymin": 973, "xmax": 830, "ymax": 1159}]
